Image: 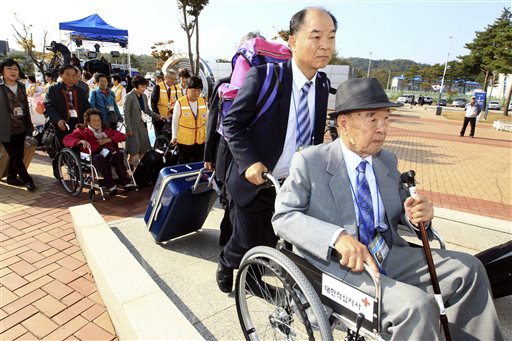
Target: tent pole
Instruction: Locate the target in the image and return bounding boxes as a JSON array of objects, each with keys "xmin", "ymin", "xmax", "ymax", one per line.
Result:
[{"xmin": 127, "ymin": 48, "xmax": 132, "ymax": 76}]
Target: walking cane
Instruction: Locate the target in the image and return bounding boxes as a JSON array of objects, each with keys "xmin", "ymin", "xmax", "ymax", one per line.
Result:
[{"xmin": 400, "ymin": 170, "xmax": 452, "ymax": 341}]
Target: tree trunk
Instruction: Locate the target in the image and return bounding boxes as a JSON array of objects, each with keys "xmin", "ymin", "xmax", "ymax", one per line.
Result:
[
  {"xmin": 194, "ymin": 16, "xmax": 200, "ymax": 77},
  {"xmin": 504, "ymin": 80, "xmax": 511, "ymax": 116},
  {"xmin": 182, "ymin": 4, "xmax": 195, "ymax": 75}
]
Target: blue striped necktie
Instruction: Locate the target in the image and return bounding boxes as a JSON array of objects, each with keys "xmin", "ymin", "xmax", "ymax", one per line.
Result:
[
  {"xmin": 296, "ymin": 81, "xmax": 313, "ymax": 148},
  {"xmin": 356, "ymin": 161, "xmax": 386, "ymax": 275},
  {"xmin": 356, "ymin": 160, "xmax": 375, "ymax": 246}
]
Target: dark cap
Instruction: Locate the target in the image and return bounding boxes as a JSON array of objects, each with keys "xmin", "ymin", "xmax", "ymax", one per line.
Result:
[{"xmin": 332, "ymin": 78, "xmax": 402, "ymax": 118}]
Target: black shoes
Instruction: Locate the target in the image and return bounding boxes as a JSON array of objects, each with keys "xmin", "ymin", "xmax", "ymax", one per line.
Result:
[
  {"xmin": 216, "ymin": 262, "xmax": 234, "ymax": 293},
  {"xmin": 26, "ymin": 181, "xmax": 36, "ymax": 191},
  {"xmin": 7, "ymin": 177, "xmax": 25, "ymax": 186}
]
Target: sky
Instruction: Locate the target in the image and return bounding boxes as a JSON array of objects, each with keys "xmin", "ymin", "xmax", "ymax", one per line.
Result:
[{"xmin": 1, "ymin": 0, "xmax": 510, "ymax": 66}]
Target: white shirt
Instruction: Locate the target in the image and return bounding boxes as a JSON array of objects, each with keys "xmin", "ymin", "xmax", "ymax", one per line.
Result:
[
  {"xmin": 172, "ymin": 99, "xmax": 198, "ymax": 140},
  {"xmin": 272, "ymin": 58, "xmax": 317, "ymax": 179},
  {"xmin": 330, "ymin": 140, "xmax": 388, "ymax": 246},
  {"xmin": 465, "ymin": 102, "xmax": 480, "ymax": 118}
]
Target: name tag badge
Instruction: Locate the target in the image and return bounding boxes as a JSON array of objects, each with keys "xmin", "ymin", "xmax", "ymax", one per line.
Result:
[
  {"xmin": 13, "ymin": 107, "xmax": 24, "ymax": 116},
  {"xmin": 107, "ymin": 105, "xmax": 115, "ymax": 111},
  {"xmin": 367, "ymin": 232, "xmax": 390, "ymax": 268},
  {"xmin": 69, "ymin": 109, "xmax": 78, "ymax": 118}
]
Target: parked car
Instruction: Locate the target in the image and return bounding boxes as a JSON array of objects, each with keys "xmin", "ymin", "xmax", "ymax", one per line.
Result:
[
  {"xmin": 415, "ymin": 96, "xmax": 433, "ymax": 105},
  {"xmin": 397, "ymin": 94, "xmax": 415, "ymax": 104},
  {"xmin": 438, "ymin": 98, "xmax": 447, "ymax": 106},
  {"xmin": 488, "ymin": 101, "xmax": 501, "ymax": 110},
  {"xmin": 452, "ymin": 98, "xmax": 467, "ymax": 108},
  {"xmin": 509, "ymin": 102, "xmax": 512, "ymax": 110}
]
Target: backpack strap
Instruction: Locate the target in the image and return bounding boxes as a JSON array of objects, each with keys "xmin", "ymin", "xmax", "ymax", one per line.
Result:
[{"xmin": 251, "ymin": 62, "xmax": 283, "ymax": 125}]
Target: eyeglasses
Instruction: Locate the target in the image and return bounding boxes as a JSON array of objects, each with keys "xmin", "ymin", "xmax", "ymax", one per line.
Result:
[{"xmin": 4, "ymin": 67, "xmax": 19, "ymax": 72}]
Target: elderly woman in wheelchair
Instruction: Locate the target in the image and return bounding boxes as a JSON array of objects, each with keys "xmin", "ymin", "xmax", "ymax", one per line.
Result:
[
  {"xmin": 61, "ymin": 108, "xmax": 135, "ymax": 199},
  {"xmin": 233, "ymin": 79, "xmax": 503, "ymax": 341}
]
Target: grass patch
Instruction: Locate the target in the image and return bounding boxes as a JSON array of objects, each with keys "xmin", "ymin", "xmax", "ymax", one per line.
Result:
[{"xmin": 442, "ymin": 110, "xmax": 512, "ymax": 124}]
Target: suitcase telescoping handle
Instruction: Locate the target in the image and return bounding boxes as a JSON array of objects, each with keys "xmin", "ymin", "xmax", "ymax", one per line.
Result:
[{"xmin": 192, "ymin": 168, "xmax": 219, "ymax": 194}]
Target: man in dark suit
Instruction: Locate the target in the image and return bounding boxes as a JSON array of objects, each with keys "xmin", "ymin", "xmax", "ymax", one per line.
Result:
[
  {"xmin": 44, "ymin": 64, "xmax": 90, "ymax": 145},
  {"xmin": 216, "ymin": 7, "xmax": 337, "ymax": 293}
]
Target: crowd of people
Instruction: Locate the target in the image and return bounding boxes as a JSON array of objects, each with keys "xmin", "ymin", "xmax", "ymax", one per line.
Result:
[
  {"xmin": 0, "ymin": 54, "xmax": 207, "ymax": 194},
  {"xmin": 0, "ymin": 6, "xmax": 505, "ymax": 339}
]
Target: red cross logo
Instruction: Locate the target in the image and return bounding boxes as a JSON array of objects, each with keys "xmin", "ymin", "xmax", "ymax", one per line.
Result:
[{"xmin": 362, "ymin": 297, "xmax": 370, "ymax": 307}]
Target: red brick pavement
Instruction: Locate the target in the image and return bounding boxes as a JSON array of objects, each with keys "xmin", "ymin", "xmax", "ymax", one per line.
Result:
[
  {"xmin": 1, "ymin": 151, "xmax": 150, "ymax": 340},
  {"xmin": 1, "ymin": 110, "xmax": 511, "ymax": 340}
]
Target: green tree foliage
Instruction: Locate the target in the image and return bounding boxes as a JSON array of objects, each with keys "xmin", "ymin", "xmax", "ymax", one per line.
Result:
[
  {"xmin": 460, "ymin": 7, "xmax": 512, "ymax": 114},
  {"xmin": 151, "ymin": 40, "xmax": 174, "ymax": 69},
  {"xmin": 177, "ymin": 0, "xmax": 209, "ymax": 76},
  {"xmin": 330, "ymin": 50, "xmax": 350, "ymax": 65}
]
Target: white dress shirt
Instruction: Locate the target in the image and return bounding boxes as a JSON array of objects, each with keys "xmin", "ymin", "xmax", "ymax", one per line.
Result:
[{"xmin": 272, "ymin": 58, "xmax": 317, "ymax": 179}]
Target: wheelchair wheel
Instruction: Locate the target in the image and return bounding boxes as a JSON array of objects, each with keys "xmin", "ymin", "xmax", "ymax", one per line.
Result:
[
  {"xmin": 236, "ymin": 246, "xmax": 332, "ymax": 341},
  {"xmin": 154, "ymin": 134, "xmax": 170, "ymax": 149},
  {"xmin": 57, "ymin": 148, "xmax": 84, "ymax": 196}
]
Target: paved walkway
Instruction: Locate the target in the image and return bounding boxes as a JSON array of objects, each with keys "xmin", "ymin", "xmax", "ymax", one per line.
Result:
[{"xmin": 1, "ymin": 108, "xmax": 511, "ymax": 340}]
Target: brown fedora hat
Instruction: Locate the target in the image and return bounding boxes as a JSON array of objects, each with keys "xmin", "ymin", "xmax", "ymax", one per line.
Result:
[{"xmin": 332, "ymin": 78, "xmax": 402, "ymax": 117}]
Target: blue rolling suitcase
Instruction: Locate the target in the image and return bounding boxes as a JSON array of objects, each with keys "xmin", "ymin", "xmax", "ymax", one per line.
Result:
[{"xmin": 144, "ymin": 162, "xmax": 219, "ymax": 243}]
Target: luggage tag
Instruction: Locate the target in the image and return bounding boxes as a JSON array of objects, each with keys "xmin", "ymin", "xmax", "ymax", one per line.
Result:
[
  {"xmin": 69, "ymin": 109, "xmax": 78, "ymax": 118},
  {"xmin": 367, "ymin": 232, "xmax": 389, "ymax": 268},
  {"xmin": 13, "ymin": 107, "xmax": 24, "ymax": 116}
]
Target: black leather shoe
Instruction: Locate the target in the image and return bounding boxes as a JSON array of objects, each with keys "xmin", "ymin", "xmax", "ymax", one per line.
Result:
[
  {"xmin": 26, "ymin": 181, "xmax": 36, "ymax": 191},
  {"xmin": 216, "ymin": 263, "xmax": 233, "ymax": 293},
  {"xmin": 7, "ymin": 177, "xmax": 25, "ymax": 186}
]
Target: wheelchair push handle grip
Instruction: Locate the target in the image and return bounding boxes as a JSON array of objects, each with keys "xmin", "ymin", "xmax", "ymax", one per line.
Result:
[{"xmin": 262, "ymin": 172, "xmax": 281, "ymax": 192}]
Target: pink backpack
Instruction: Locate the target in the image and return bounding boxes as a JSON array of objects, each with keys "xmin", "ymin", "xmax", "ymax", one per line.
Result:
[{"xmin": 217, "ymin": 38, "xmax": 292, "ymax": 137}]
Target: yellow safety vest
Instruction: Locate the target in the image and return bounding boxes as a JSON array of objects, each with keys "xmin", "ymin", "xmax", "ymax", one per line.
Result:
[
  {"xmin": 176, "ymin": 83, "xmax": 187, "ymax": 98},
  {"xmin": 157, "ymin": 82, "xmax": 179, "ymax": 118},
  {"xmin": 113, "ymin": 84, "xmax": 125, "ymax": 103},
  {"xmin": 177, "ymin": 96, "xmax": 207, "ymax": 145}
]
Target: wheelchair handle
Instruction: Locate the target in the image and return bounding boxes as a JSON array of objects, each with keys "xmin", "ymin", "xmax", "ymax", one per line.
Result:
[{"xmin": 262, "ymin": 172, "xmax": 280, "ymax": 192}]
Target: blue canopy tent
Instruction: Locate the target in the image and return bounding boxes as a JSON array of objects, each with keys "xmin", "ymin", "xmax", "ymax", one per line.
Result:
[{"xmin": 59, "ymin": 14, "xmax": 130, "ymax": 72}]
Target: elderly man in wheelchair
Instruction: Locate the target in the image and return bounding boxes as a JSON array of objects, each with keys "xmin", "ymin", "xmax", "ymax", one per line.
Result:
[
  {"xmin": 234, "ymin": 79, "xmax": 503, "ymax": 341},
  {"xmin": 62, "ymin": 108, "xmax": 135, "ymax": 199}
]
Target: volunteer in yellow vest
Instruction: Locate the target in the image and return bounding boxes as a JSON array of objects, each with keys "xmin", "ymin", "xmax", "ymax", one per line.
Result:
[
  {"xmin": 171, "ymin": 76, "xmax": 207, "ymax": 164},
  {"xmin": 111, "ymin": 74, "xmax": 126, "ymax": 107},
  {"xmin": 176, "ymin": 68, "xmax": 191, "ymax": 98},
  {"xmin": 150, "ymin": 69, "xmax": 179, "ymax": 137}
]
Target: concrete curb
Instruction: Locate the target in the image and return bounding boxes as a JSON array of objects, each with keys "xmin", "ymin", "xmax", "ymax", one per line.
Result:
[{"xmin": 69, "ymin": 204, "xmax": 204, "ymax": 341}]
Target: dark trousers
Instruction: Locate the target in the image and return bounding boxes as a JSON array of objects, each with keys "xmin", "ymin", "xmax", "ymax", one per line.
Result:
[
  {"xmin": 219, "ymin": 191, "xmax": 233, "ymax": 246},
  {"xmin": 2, "ymin": 132, "xmax": 32, "ymax": 183},
  {"xmin": 178, "ymin": 143, "xmax": 204, "ymax": 164},
  {"xmin": 219, "ymin": 188, "xmax": 279, "ymax": 269},
  {"xmin": 109, "ymin": 122, "xmax": 118, "ymax": 130},
  {"xmin": 92, "ymin": 150, "xmax": 128, "ymax": 188},
  {"xmin": 460, "ymin": 117, "xmax": 476, "ymax": 136}
]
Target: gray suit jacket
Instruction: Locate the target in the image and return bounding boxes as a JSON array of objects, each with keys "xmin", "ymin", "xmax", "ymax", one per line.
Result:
[{"xmin": 272, "ymin": 141, "xmax": 409, "ymax": 262}]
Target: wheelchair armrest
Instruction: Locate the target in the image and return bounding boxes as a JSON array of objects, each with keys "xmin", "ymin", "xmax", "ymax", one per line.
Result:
[{"xmin": 399, "ymin": 223, "xmax": 446, "ymax": 250}]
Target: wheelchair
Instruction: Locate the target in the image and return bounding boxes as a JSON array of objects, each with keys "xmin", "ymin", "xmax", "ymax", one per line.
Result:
[
  {"xmin": 234, "ymin": 175, "xmax": 446, "ymax": 341},
  {"xmin": 41, "ymin": 121, "xmax": 138, "ymax": 201}
]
